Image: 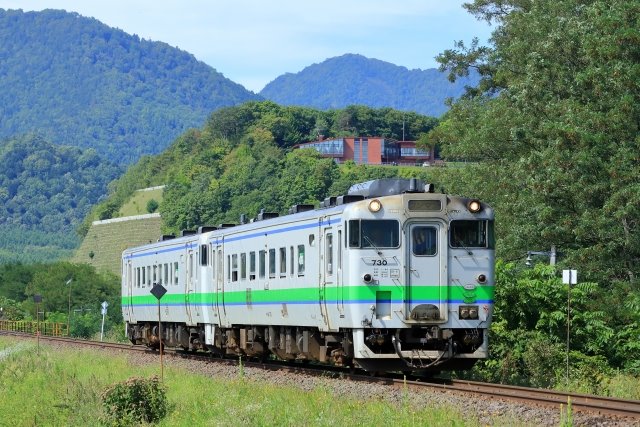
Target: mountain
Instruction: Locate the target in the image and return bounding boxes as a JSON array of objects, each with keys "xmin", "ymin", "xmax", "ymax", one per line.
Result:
[
  {"xmin": 0, "ymin": 9, "xmax": 260, "ymax": 164},
  {"xmin": 0, "ymin": 134, "xmax": 123, "ymax": 263},
  {"xmin": 259, "ymin": 54, "xmax": 478, "ymax": 117}
]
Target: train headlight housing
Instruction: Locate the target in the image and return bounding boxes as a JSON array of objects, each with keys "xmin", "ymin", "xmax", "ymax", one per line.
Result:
[
  {"xmin": 467, "ymin": 199, "xmax": 482, "ymax": 213},
  {"xmin": 368, "ymin": 199, "xmax": 382, "ymax": 213},
  {"xmin": 477, "ymin": 274, "xmax": 487, "ymax": 284}
]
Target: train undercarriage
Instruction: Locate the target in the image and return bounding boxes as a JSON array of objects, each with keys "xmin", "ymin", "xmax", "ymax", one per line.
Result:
[{"xmin": 126, "ymin": 322, "xmax": 484, "ymax": 372}]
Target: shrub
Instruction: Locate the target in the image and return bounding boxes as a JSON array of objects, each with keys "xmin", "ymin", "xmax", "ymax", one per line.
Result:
[
  {"xmin": 101, "ymin": 376, "xmax": 167, "ymax": 426},
  {"xmin": 146, "ymin": 199, "xmax": 159, "ymax": 213}
]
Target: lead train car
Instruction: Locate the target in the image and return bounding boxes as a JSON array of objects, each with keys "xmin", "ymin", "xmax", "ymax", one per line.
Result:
[{"xmin": 122, "ymin": 179, "xmax": 495, "ymax": 372}]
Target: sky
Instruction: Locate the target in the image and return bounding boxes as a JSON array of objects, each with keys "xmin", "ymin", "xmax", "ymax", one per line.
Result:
[{"xmin": 0, "ymin": 1, "xmax": 493, "ymax": 93}]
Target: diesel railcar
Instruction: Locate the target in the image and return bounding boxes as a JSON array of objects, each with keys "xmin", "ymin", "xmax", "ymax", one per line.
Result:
[{"xmin": 122, "ymin": 178, "xmax": 495, "ymax": 372}]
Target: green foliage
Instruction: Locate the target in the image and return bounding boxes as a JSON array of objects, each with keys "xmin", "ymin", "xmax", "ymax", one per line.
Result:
[
  {"xmin": 463, "ymin": 260, "xmax": 638, "ymax": 389},
  {"xmin": 101, "ymin": 376, "xmax": 168, "ymax": 425},
  {"xmin": 0, "ymin": 134, "xmax": 121, "ymax": 261},
  {"xmin": 0, "ymin": 296, "xmax": 24, "ymax": 320},
  {"xmin": 431, "ymin": 0, "xmax": 640, "ymax": 286},
  {"xmin": 0, "ymin": 261, "xmax": 121, "ymax": 333},
  {"xmin": 145, "ymin": 198, "xmax": 159, "ymax": 213},
  {"xmin": 87, "ymin": 102, "xmax": 439, "ymax": 232},
  {"xmin": 260, "ymin": 53, "xmax": 478, "ymax": 117},
  {"xmin": 0, "ymin": 9, "xmax": 259, "ymax": 165}
]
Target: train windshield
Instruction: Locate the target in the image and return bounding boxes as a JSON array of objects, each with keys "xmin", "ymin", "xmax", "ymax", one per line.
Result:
[
  {"xmin": 349, "ymin": 219, "xmax": 399, "ymax": 248},
  {"xmin": 450, "ymin": 220, "xmax": 494, "ymax": 249}
]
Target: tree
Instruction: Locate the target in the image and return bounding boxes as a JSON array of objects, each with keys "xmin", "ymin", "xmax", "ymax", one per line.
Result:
[{"xmin": 430, "ymin": 0, "xmax": 640, "ymax": 286}]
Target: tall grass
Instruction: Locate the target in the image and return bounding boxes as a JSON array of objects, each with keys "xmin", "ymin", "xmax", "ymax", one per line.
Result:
[{"xmin": 0, "ymin": 337, "xmax": 492, "ymax": 426}]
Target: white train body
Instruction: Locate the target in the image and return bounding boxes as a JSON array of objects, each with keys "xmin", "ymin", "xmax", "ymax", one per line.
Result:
[{"xmin": 122, "ymin": 179, "xmax": 495, "ymax": 372}]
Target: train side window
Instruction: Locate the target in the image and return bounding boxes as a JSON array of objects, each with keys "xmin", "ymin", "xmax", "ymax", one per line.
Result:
[
  {"xmin": 412, "ymin": 226, "xmax": 437, "ymax": 256},
  {"xmin": 227, "ymin": 255, "xmax": 231, "ymax": 281},
  {"xmin": 269, "ymin": 248, "xmax": 276, "ymax": 278},
  {"xmin": 136, "ymin": 267, "xmax": 140, "ymax": 288},
  {"xmin": 240, "ymin": 253, "xmax": 247, "ymax": 280},
  {"xmin": 326, "ymin": 233, "xmax": 333, "ymax": 275},
  {"xmin": 348, "ymin": 220, "xmax": 360, "ymax": 247},
  {"xmin": 259, "ymin": 250, "xmax": 266, "ymax": 279},
  {"xmin": 146, "ymin": 266, "xmax": 151, "ymax": 287},
  {"xmin": 164, "ymin": 263, "xmax": 169, "ymax": 285},
  {"xmin": 232, "ymin": 254, "xmax": 238, "ymax": 282},
  {"xmin": 297, "ymin": 245, "xmax": 305, "ymax": 276},
  {"xmin": 200, "ymin": 245, "xmax": 208, "ymax": 266},
  {"xmin": 289, "ymin": 246, "xmax": 294, "ymax": 277},
  {"xmin": 249, "ymin": 251, "xmax": 256, "ymax": 280},
  {"xmin": 174, "ymin": 261, "xmax": 179, "ymax": 285},
  {"xmin": 279, "ymin": 247, "xmax": 286, "ymax": 277}
]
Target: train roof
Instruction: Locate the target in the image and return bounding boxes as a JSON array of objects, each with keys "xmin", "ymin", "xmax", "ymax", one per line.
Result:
[{"xmin": 122, "ymin": 178, "xmax": 458, "ymax": 257}]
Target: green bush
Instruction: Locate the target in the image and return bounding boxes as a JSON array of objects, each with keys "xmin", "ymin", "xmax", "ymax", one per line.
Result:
[
  {"xmin": 101, "ymin": 376, "xmax": 167, "ymax": 426},
  {"xmin": 146, "ymin": 198, "xmax": 159, "ymax": 213}
]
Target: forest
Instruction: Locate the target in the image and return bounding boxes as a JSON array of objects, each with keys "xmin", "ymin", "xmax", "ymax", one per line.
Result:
[
  {"xmin": 0, "ymin": 135, "xmax": 122, "ymax": 263},
  {"xmin": 0, "ymin": 8, "xmax": 258, "ymax": 164},
  {"xmin": 0, "ymin": 0, "xmax": 637, "ymax": 395}
]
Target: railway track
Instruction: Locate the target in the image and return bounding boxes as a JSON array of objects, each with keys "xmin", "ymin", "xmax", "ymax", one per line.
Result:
[{"xmin": 3, "ymin": 331, "xmax": 640, "ymax": 421}]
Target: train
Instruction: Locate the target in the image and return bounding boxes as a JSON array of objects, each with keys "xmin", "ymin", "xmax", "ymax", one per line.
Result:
[{"xmin": 121, "ymin": 178, "xmax": 495, "ymax": 372}]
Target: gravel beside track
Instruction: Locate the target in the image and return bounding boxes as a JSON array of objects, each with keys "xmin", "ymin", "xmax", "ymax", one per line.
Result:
[{"xmin": 23, "ymin": 339, "xmax": 639, "ymax": 426}]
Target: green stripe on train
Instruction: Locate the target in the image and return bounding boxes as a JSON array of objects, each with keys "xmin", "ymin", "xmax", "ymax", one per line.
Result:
[{"xmin": 122, "ymin": 284, "xmax": 494, "ymax": 306}]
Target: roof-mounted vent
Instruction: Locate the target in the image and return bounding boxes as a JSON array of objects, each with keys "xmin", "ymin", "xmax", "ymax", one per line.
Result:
[
  {"xmin": 159, "ymin": 234, "xmax": 175, "ymax": 241},
  {"xmin": 256, "ymin": 209, "xmax": 279, "ymax": 221},
  {"xmin": 289, "ymin": 204, "xmax": 314, "ymax": 214},
  {"xmin": 337, "ymin": 195, "xmax": 365, "ymax": 205},
  {"xmin": 218, "ymin": 223, "xmax": 236, "ymax": 229},
  {"xmin": 197, "ymin": 226, "xmax": 217, "ymax": 234},
  {"xmin": 348, "ymin": 178, "xmax": 426, "ymax": 198},
  {"xmin": 320, "ymin": 196, "xmax": 337, "ymax": 208},
  {"xmin": 180, "ymin": 230, "xmax": 196, "ymax": 236}
]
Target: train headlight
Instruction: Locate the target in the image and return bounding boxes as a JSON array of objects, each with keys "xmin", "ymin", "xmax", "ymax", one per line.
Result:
[
  {"xmin": 459, "ymin": 307, "xmax": 469, "ymax": 319},
  {"xmin": 368, "ymin": 199, "xmax": 382, "ymax": 213},
  {"xmin": 477, "ymin": 274, "xmax": 487, "ymax": 284},
  {"xmin": 467, "ymin": 199, "xmax": 482, "ymax": 213},
  {"xmin": 363, "ymin": 273, "xmax": 373, "ymax": 284}
]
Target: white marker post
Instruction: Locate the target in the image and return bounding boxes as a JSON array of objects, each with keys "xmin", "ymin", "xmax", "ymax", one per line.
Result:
[
  {"xmin": 100, "ymin": 301, "xmax": 108, "ymax": 341},
  {"xmin": 562, "ymin": 269, "xmax": 577, "ymax": 385}
]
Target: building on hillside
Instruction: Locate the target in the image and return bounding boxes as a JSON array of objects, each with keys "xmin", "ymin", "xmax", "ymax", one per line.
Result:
[{"xmin": 294, "ymin": 136, "xmax": 438, "ymax": 166}]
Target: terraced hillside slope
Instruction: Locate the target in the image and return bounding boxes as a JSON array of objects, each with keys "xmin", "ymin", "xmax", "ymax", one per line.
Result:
[{"xmin": 73, "ymin": 214, "xmax": 162, "ymax": 276}]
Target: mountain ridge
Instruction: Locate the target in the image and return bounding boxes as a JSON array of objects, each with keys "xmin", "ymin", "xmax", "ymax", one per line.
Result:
[{"xmin": 259, "ymin": 53, "xmax": 477, "ymax": 116}]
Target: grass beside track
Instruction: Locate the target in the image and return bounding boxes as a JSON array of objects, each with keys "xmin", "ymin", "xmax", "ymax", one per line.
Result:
[{"xmin": 0, "ymin": 337, "xmax": 511, "ymax": 426}]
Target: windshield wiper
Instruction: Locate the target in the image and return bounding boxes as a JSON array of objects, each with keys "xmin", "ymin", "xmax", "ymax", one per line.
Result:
[{"xmin": 363, "ymin": 235, "xmax": 383, "ymax": 256}]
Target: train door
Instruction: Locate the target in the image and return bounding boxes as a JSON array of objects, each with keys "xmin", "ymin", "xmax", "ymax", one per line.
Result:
[
  {"xmin": 214, "ymin": 243, "xmax": 227, "ymax": 325},
  {"xmin": 336, "ymin": 227, "xmax": 345, "ymax": 316},
  {"xmin": 319, "ymin": 224, "xmax": 333, "ymax": 330},
  {"xmin": 406, "ymin": 222, "xmax": 447, "ymax": 321},
  {"xmin": 125, "ymin": 259, "xmax": 136, "ymax": 323},
  {"xmin": 185, "ymin": 248, "xmax": 196, "ymax": 325}
]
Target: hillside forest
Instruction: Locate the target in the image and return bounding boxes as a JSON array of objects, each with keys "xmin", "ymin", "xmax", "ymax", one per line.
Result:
[{"xmin": 0, "ymin": 0, "xmax": 637, "ymax": 396}]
